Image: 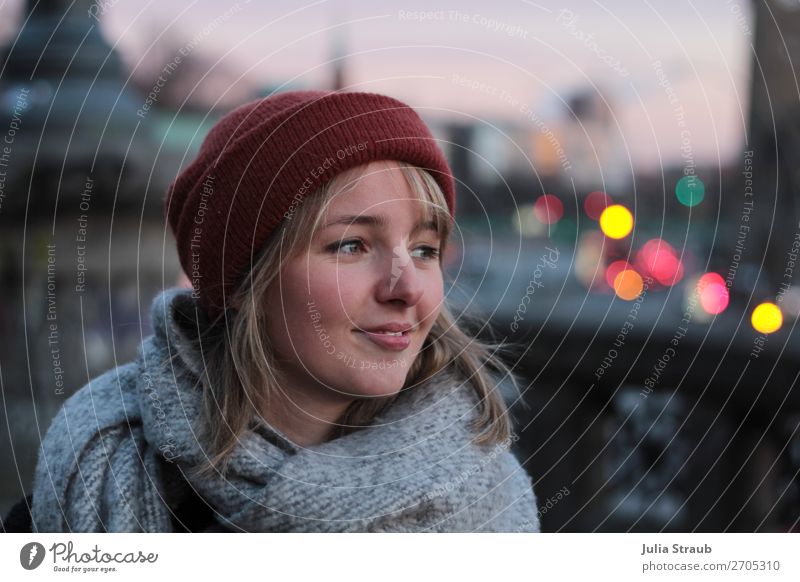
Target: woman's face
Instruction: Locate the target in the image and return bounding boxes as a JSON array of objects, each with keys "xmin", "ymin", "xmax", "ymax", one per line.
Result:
[{"xmin": 263, "ymin": 160, "xmax": 445, "ymax": 405}]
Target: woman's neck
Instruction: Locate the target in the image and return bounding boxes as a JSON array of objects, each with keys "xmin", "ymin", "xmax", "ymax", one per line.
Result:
[{"xmin": 260, "ymin": 384, "xmax": 353, "ymax": 447}]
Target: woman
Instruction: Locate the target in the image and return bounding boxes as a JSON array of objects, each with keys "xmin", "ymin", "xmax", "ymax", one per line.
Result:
[{"xmin": 29, "ymin": 90, "xmax": 540, "ymax": 532}]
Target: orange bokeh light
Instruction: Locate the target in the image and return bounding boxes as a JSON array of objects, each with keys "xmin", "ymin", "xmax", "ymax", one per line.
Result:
[{"xmin": 613, "ymin": 269, "xmax": 644, "ymax": 300}]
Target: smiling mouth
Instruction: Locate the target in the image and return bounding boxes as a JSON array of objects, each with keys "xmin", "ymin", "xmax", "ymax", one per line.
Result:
[{"xmin": 353, "ymin": 329, "xmax": 412, "ymax": 351}]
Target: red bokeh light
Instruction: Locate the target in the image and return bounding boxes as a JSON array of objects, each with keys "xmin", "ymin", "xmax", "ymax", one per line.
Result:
[
  {"xmin": 637, "ymin": 238, "xmax": 684, "ymax": 286},
  {"xmin": 605, "ymin": 259, "xmax": 633, "ymax": 288},
  {"xmin": 584, "ymin": 191, "xmax": 611, "ymax": 220},
  {"xmin": 697, "ymin": 272, "xmax": 726, "ymax": 290},
  {"xmin": 534, "ymin": 194, "xmax": 564, "ymax": 224},
  {"xmin": 697, "ymin": 272, "xmax": 729, "ymax": 314}
]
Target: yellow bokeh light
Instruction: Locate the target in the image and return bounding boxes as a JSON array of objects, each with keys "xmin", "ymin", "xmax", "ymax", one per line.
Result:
[
  {"xmin": 613, "ymin": 269, "xmax": 644, "ymax": 301},
  {"xmin": 751, "ymin": 302, "xmax": 783, "ymax": 334},
  {"xmin": 599, "ymin": 204, "xmax": 634, "ymax": 239}
]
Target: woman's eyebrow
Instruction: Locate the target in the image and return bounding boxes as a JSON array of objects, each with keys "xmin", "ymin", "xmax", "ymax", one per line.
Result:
[{"xmin": 323, "ymin": 214, "xmax": 438, "ymax": 234}]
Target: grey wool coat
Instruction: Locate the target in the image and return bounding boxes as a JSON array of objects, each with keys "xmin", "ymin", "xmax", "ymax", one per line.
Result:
[{"xmin": 31, "ymin": 288, "xmax": 541, "ymax": 532}]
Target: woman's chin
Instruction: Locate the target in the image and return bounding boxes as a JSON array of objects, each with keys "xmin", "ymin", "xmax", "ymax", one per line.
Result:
[{"xmin": 335, "ymin": 368, "xmax": 408, "ymax": 399}]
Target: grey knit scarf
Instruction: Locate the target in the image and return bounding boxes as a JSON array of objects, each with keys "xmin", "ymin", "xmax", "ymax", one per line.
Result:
[{"xmin": 32, "ymin": 288, "xmax": 540, "ymax": 532}]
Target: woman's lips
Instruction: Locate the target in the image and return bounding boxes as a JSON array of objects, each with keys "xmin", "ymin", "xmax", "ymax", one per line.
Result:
[{"xmin": 354, "ymin": 330, "xmax": 411, "ymax": 351}]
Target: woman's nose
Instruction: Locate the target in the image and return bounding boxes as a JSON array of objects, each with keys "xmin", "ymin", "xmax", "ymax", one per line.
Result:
[{"xmin": 375, "ymin": 244, "xmax": 424, "ymax": 306}]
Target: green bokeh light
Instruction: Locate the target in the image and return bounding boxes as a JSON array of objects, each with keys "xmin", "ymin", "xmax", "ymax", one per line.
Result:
[
  {"xmin": 553, "ymin": 217, "xmax": 577, "ymax": 242},
  {"xmin": 675, "ymin": 175, "xmax": 705, "ymax": 207}
]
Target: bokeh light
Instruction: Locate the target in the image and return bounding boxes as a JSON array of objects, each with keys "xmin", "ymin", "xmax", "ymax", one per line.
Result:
[
  {"xmin": 599, "ymin": 204, "xmax": 633, "ymax": 239},
  {"xmin": 606, "ymin": 259, "xmax": 633, "ymax": 288},
  {"xmin": 533, "ymin": 194, "xmax": 564, "ymax": 224},
  {"xmin": 553, "ymin": 217, "xmax": 577, "ymax": 239},
  {"xmin": 637, "ymin": 239, "xmax": 684, "ymax": 286},
  {"xmin": 751, "ymin": 302, "xmax": 783, "ymax": 334},
  {"xmin": 675, "ymin": 175, "xmax": 705, "ymax": 207},
  {"xmin": 697, "ymin": 273, "xmax": 729, "ymax": 315},
  {"xmin": 697, "ymin": 272, "xmax": 726, "ymax": 289},
  {"xmin": 575, "ymin": 230, "xmax": 606, "ymax": 289},
  {"xmin": 613, "ymin": 269, "xmax": 644, "ymax": 300},
  {"xmin": 584, "ymin": 191, "xmax": 611, "ymax": 220},
  {"xmin": 779, "ymin": 286, "xmax": 800, "ymax": 318},
  {"xmin": 513, "ymin": 204, "xmax": 546, "ymax": 237}
]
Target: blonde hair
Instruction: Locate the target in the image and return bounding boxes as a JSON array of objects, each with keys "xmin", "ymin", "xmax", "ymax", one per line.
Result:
[{"xmin": 184, "ymin": 161, "xmax": 520, "ymax": 477}]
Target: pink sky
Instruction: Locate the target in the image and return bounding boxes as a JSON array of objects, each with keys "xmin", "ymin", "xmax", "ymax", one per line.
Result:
[{"xmin": 0, "ymin": 0, "xmax": 754, "ymax": 170}]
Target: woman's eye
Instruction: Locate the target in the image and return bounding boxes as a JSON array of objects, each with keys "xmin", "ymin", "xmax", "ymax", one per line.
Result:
[
  {"xmin": 327, "ymin": 239, "xmax": 365, "ymax": 255},
  {"xmin": 326, "ymin": 240, "xmax": 440, "ymax": 260},
  {"xmin": 412, "ymin": 245, "xmax": 440, "ymax": 260}
]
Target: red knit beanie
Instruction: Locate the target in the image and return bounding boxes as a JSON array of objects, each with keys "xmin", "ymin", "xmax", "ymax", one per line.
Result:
[{"xmin": 164, "ymin": 90, "xmax": 456, "ymax": 320}]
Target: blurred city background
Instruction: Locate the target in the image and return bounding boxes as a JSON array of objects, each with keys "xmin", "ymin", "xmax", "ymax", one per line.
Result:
[{"xmin": 0, "ymin": 0, "xmax": 798, "ymax": 531}]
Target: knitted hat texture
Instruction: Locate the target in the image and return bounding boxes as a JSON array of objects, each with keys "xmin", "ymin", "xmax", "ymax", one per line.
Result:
[{"xmin": 164, "ymin": 90, "xmax": 455, "ymax": 318}]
